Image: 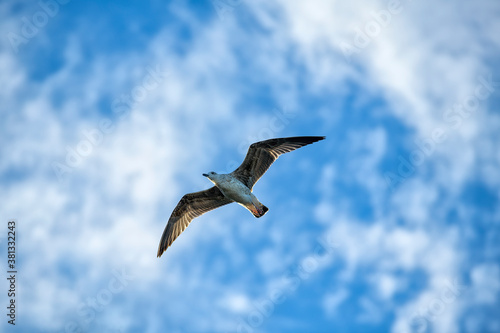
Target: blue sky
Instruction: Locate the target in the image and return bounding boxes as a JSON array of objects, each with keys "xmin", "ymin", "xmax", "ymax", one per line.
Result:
[{"xmin": 1, "ymin": 0, "xmax": 500, "ymax": 332}]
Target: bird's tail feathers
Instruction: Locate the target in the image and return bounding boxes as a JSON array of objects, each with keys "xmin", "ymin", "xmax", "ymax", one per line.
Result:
[{"xmin": 251, "ymin": 202, "xmax": 268, "ymax": 218}]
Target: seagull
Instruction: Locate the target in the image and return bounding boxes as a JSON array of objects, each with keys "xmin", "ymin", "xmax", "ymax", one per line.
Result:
[{"xmin": 157, "ymin": 136, "xmax": 325, "ymax": 257}]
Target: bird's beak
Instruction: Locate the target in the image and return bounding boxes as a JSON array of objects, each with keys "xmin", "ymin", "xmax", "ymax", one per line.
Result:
[{"xmin": 202, "ymin": 173, "xmax": 209, "ymax": 177}]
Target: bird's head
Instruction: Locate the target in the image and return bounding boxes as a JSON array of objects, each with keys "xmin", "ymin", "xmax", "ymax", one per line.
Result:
[{"xmin": 202, "ymin": 171, "xmax": 218, "ymax": 183}]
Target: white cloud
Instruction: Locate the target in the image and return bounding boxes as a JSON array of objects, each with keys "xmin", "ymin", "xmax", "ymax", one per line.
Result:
[
  {"xmin": 218, "ymin": 293, "xmax": 254, "ymax": 314},
  {"xmin": 470, "ymin": 263, "xmax": 500, "ymax": 305},
  {"xmin": 371, "ymin": 272, "xmax": 401, "ymax": 300}
]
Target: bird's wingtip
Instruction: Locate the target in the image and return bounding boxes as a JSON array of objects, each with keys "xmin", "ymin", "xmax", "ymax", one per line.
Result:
[
  {"xmin": 157, "ymin": 245, "xmax": 165, "ymax": 258},
  {"xmin": 310, "ymin": 136, "xmax": 326, "ymax": 142}
]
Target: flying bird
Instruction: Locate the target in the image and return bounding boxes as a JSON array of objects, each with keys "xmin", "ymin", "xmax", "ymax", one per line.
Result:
[{"xmin": 157, "ymin": 136, "xmax": 325, "ymax": 257}]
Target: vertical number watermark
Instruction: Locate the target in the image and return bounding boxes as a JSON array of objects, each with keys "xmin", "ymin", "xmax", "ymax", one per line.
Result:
[{"xmin": 6, "ymin": 220, "xmax": 17, "ymax": 326}]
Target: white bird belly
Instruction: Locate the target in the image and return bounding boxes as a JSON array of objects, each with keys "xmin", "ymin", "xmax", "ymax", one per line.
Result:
[{"xmin": 216, "ymin": 177, "xmax": 254, "ymax": 205}]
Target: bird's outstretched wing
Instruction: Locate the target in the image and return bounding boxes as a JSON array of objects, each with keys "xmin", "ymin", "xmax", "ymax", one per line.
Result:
[
  {"xmin": 157, "ymin": 186, "xmax": 232, "ymax": 257},
  {"xmin": 231, "ymin": 136, "xmax": 325, "ymax": 189}
]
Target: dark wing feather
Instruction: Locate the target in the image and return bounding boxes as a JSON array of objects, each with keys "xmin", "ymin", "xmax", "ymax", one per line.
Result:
[
  {"xmin": 157, "ymin": 186, "xmax": 232, "ymax": 257},
  {"xmin": 231, "ymin": 136, "xmax": 325, "ymax": 189}
]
